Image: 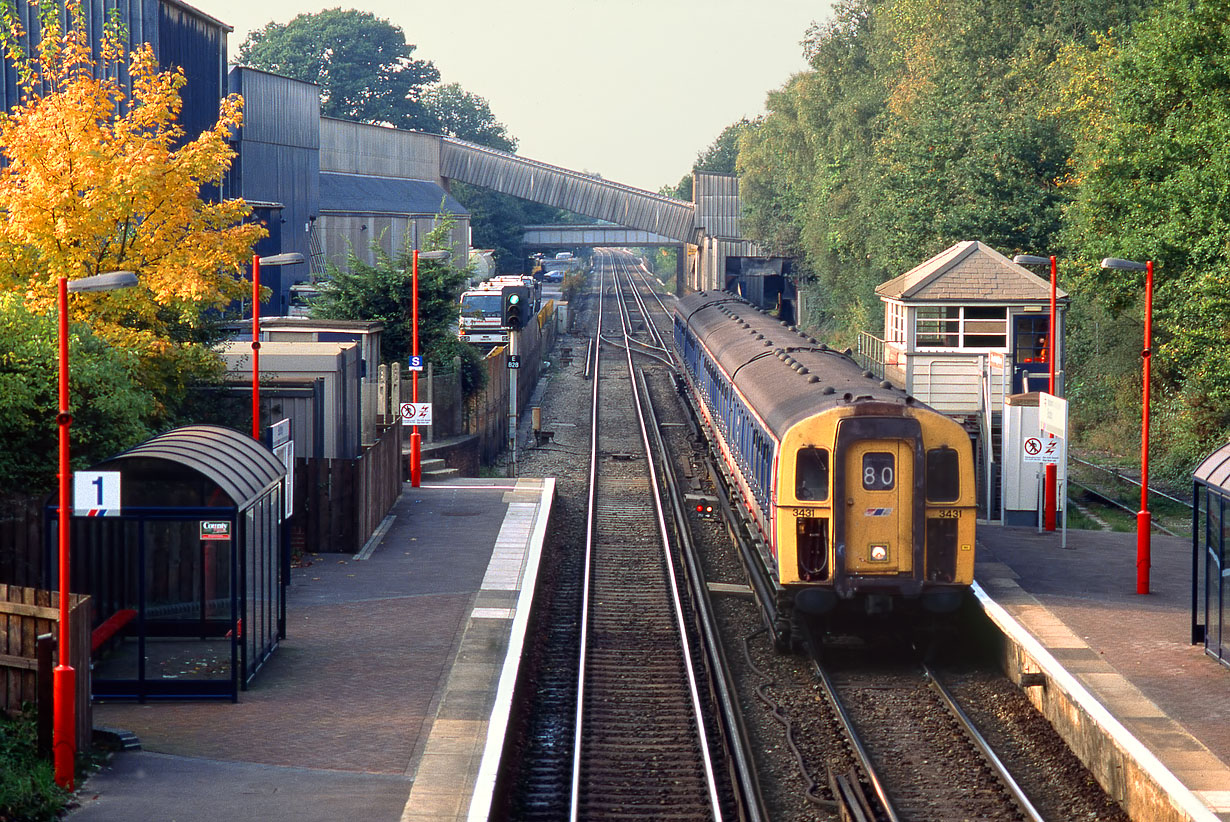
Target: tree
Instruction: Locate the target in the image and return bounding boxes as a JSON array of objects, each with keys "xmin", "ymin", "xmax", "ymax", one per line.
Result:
[
  {"xmin": 0, "ymin": 1, "xmax": 262, "ymax": 345},
  {"xmin": 308, "ymin": 214, "xmax": 485, "ymax": 393},
  {"xmin": 0, "ymin": 295, "xmax": 154, "ymax": 491},
  {"xmin": 0, "ymin": 0, "xmax": 262, "ymax": 483},
  {"xmin": 1059, "ymin": 0, "xmax": 1230, "ymax": 461},
  {"xmin": 423, "ymin": 83, "xmax": 516, "ymax": 151},
  {"xmin": 236, "ymin": 9, "xmax": 440, "ymax": 131}
]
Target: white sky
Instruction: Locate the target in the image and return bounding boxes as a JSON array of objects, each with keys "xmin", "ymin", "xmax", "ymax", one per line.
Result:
[{"xmin": 190, "ymin": 0, "xmax": 831, "ymax": 192}]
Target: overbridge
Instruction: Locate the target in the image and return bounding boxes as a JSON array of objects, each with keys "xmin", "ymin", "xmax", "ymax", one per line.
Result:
[
  {"xmin": 441, "ymin": 139, "xmax": 696, "ymax": 243},
  {"xmin": 521, "ymin": 225, "xmax": 679, "ymax": 247}
]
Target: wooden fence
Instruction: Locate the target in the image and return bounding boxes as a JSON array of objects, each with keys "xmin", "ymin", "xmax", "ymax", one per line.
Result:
[
  {"xmin": 294, "ymin": 421, "xmax": 403, "ymax": 554},
  {"xmin": 0, "ymin": 585, "xmax": 90, "ymax": 752},
  {"xmin": 0, "ymin": 495, "xmax": 49, "ymax": 590}
]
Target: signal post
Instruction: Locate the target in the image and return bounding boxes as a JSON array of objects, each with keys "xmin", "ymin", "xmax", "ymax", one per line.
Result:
[{"xmin": 503, "ymin": 285, "xmax": 529, "ymax": 476}]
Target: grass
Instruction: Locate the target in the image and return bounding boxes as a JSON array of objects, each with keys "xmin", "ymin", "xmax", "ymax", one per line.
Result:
[{"xmin": 0, "ymin": 707, "xmax": 69, "ymax": 821}]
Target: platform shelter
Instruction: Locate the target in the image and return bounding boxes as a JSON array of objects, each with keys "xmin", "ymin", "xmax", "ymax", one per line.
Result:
[
  {"xmin": 48, "ymin": 425, "xmax": 287, "ymax": 701},
  {"xmin": 1193, "ymin": 440, "xmax": 1230, "ymax": 667}
]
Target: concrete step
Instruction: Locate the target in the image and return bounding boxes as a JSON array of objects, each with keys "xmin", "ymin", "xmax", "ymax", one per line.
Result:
[
  {"xmin": 423, "ymin": 467, "xmax": 460, "ymax": 480},
  {"xmin": 419, "ymin": 458, "xmax": 448, "ymax": 472}
]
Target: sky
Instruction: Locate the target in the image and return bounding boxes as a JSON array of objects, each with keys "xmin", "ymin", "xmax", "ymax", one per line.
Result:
[{"xmin": 190, "ymin": 0, "xmax": 832, "ymax": 192}]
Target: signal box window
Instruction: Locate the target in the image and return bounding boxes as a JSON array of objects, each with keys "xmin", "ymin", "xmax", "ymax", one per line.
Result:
[
  {"xmin": 926, "ymin": 447, "xmax": 960, "ymax": 502},
  {"xmin": 796, "ymin": 448, "xmax": 829, "ymax": 501},
  {"xmin": 862, "ymin": 452, "xmax": 895, "ymax": 490}
]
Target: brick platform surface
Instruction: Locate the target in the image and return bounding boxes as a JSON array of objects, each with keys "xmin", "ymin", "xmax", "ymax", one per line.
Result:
[{"xmin": 68, "ymin": 479, "xmax": 529, "ymax": 822}]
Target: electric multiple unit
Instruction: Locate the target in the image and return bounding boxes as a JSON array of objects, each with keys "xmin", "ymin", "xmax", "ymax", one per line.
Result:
[{"xmin": 673, "ymin": 291, "xmax": 977, "ymax": 647}]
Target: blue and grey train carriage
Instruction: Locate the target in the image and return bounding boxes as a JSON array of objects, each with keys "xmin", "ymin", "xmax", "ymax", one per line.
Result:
[{"xmin": 674, "ymin": 292, "xmax": 977, "ymax": 647}]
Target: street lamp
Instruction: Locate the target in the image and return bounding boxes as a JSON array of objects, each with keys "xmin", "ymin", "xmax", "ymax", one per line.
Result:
[
  {"xmin": 410, "ymin": 250, "xmax": 451, "ymax": 487},
  {"xmin": 55, "ymin": 270, "xmax": 138, "ymax": 790},
  {"xmin": 250, "ymin": 253, "xmax": 305, "ymax": 440},
  {"xmin": 1101, "ymin": 256, "xmax": 1154, "ymax": 595},
  {"xmin": 1013, "ymin": 253, "xmax": 1060, "ymax": 531}
]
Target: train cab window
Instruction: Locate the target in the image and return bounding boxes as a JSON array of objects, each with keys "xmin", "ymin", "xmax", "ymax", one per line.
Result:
[
  {"xmin": 862, "ymin": 452, "xmax": 895, "ymax": 490},
  {"xmin": 926, "ymin": 446, "xmax": 960, "ymax": 502},
  {"xmin": 795, "ymin": 448, "xmax": 829, "ymax": 501}
]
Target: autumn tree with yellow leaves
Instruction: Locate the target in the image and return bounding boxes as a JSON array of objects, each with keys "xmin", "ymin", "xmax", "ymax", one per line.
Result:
[{"xmin": 0, "ymin": 0, "xmax": 263, "ymax": 491}]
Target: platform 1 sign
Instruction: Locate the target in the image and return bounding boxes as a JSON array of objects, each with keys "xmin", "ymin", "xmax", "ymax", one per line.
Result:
[
  {"xmin": 1023, "ymin": 435, "xmax": 1064, "ymax": 464},
  {"xmin": 400, "ymin": 402, "xmax": 433, "ymax": 426},
  {"xmin": 74, "ymin": 471, "xmax": 121, "ymax": 516}
]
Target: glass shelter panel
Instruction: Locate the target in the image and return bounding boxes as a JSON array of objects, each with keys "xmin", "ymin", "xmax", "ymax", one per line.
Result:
[{"xmin": 141, "ymin": 519, "xmax": 235, "ymax": 694}]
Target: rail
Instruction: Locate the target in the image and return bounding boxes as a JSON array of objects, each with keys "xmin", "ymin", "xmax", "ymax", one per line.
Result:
[
  {"xmin": 855, "ymin": 331, "xmax": 885, "ymax": 380},
  {"xmin": 569, "ymin": 254, "xmax": 724, "ymax": 820}
]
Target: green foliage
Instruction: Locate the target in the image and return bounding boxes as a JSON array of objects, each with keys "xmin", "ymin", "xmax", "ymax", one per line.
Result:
[
  {"xmin": 236, "ymin": 9, "xmax": 440, "ymax": 130},
  {"xmin": 0, "ymin": 707, "xmax": 66, "ymax": 821},
  {"xmin": 308, "ymin": 215, "xmax": 473, "ymax": 375},
  {"xmin": 0, "ymin": 294, "xmax": 155, "ymax": 493},
  {"xmin": 423, "ymin": 83, "xmax": 516, "ymax": 151},
  {"xmin": 451, "ymin": 182, "xmax": 574, "ymax": 274}
]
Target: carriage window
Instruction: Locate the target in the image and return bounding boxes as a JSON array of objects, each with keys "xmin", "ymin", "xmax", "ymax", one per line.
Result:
[
  {"xmin": 926, "ymin": 447, "xmax": 960, "ymax": 502},
  {"xmin": 862, "ymin": 452, "xmax": 895, "ymax": 491},
  {"xmin": 795, "ymin": 448, "xmax": 829, "ymax": 501}
]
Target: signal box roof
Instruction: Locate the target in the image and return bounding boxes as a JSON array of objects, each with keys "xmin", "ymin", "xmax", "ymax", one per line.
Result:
[{"xmin": 876, "ymin": 240, "xmax": 1070, "ymax": 303}]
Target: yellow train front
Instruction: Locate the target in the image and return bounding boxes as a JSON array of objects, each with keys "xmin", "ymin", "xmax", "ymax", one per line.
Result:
[{"xmin": 674, "ymin": 292, "xmax": 976, "ymax": 647}]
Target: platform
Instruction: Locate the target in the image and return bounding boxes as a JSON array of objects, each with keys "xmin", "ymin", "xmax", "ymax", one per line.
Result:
[
  {"xmin": 977, "ymin": 524, "xmax": 1230, "ymax": 822},
  {"xmin": 67, "ymin": 477, "xmax": 553, "ymax": 822}
]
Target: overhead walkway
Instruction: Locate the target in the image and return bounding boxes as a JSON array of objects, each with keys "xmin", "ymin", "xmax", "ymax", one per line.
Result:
[
  {"xmin": 521, "ymin": 224, "xmax": 680, "ymax": 247},
  {"xmin": 441, "ymin": 138, "xmax": 697, "ymax": 243}
]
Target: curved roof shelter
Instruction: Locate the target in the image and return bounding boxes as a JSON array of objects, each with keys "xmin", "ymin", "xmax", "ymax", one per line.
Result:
[
  {"xmin": 1192, "ymin": 440, "xmax": 1230, "ymax": 669},
  {"xmin": 1194, "ymin": 442, "xmax": 1230, "ymax": 493},
  {"xmin": 64, "ymin": 425, "xmax": 288, "ymax": 702},
  {"xmin": 97, "ymin": 424, "xmax": 285, "ymax": 510}
]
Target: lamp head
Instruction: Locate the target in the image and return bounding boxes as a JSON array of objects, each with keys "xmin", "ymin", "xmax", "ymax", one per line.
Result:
[
  {"xmin": 67, "ymin": 271, "xmax": 138, "ymax": 293},
  {"xmin": 1012, "ymin": 254, "xmax": 1051, "ymax": 267},
  {"xmin": 416, "ymin": 250, "xmax": 451, "ymax": 261},
  {"xmin": 257, "ymin": 252, "xmax": 305, "ymax": 266},
  {"xmin": 1100, "ymin": 257, "xmax": 1148, "ymax": 271}
]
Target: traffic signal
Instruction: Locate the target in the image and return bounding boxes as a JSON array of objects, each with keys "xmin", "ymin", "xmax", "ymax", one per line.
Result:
[{"xmin": 503, "ymin": 285, "xmax": 529, "ymax": 330}]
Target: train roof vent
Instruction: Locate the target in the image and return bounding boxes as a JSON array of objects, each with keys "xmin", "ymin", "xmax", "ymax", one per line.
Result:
[
  {"xmin": 809, "ymin": 375, "xmax": 821, "ymax": 383},
  {"xmin": 861, "ymin": 370, "xmax": 873, "ymax": 378},
  {"xmin": 843, "ymin": 392, "xmax": 853, "ymax": 401},
  {"xmin": 755, "ymin": 333, "xmax": 764, "ymax": 340},
  {"xmin": 821, "ymin": 384, "xmax": 833, "ymax": 392},
  {"xmin": 880, "ymin": 380, "xmax": 894, "ymax": 389},
  {"xmin": 799, "ymin": 367, "xmax": 810, "ymax": 375}
]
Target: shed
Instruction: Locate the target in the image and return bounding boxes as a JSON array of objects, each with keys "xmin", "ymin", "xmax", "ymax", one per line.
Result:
[
  {"xmin": 1192, "ymin": 441, "xmax": 1230, "ymax": 667},
  {"xmin": 216, "ymin": 340, "xmax": 362, "ymax": 459},
  {"xmin": 873, "ymin": 241, "xmax": 1070, "ymax": 416},
  {"xmin": 50, "ymin": 425, "xmax": 287, "ymax": 701}
]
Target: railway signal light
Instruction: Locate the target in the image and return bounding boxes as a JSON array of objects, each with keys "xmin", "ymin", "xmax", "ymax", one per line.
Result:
[{"xmin": 503, "ymin": 285, "xmax": 529, "ymax": 330}]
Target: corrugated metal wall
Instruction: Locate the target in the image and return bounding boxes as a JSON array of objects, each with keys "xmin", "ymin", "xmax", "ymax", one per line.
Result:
[
  {"xmin": 320, "ymin": 118, "xmax": 444, "ymax": 181},
  {"xmin": 693, "ymin": 172, "xmax": 741, "ymax": 239},
  {"xmin": 229, "ymin": 68, "xmax": 320, "ymax": 314}
]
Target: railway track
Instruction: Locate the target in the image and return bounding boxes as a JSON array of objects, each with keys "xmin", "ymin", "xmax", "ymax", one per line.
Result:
[
  {"xmin": 808, "ymin": 633, "xmax": 1044, "ymax": 822},
  {"xmin": 508, "ymin": 250, "xmax": 753, "ymax": 820}
]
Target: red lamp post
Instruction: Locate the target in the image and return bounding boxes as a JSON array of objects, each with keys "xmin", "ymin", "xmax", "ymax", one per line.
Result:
[
  {"xmin": 409, "ymin": 250, "xmax": 450, "ymax": 488},
  {"xmin": 249, "ymin": 253, "xmax": 305, "ymax": 441},
  {"xmin": 1013, "ymin": 253, "xmax": 1061, "ymax": 531},
  {"xmin": 1102, "ymin": 256, "xmax": 1154, "ymax": 594},
  {"xmin": 54, "ymin": 270, "xmax": 137, "ymax": 790}
]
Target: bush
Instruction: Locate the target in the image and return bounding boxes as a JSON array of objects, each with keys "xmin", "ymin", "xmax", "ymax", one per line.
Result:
[{"xmin": 0, "ymin": 707, "xmax": 68, "ymax": 821}]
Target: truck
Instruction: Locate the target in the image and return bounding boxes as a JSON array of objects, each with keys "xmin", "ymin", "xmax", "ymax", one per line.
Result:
[{"xmin": 458, "ymin": 284, "xmax": 509, "ymax": 344}]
